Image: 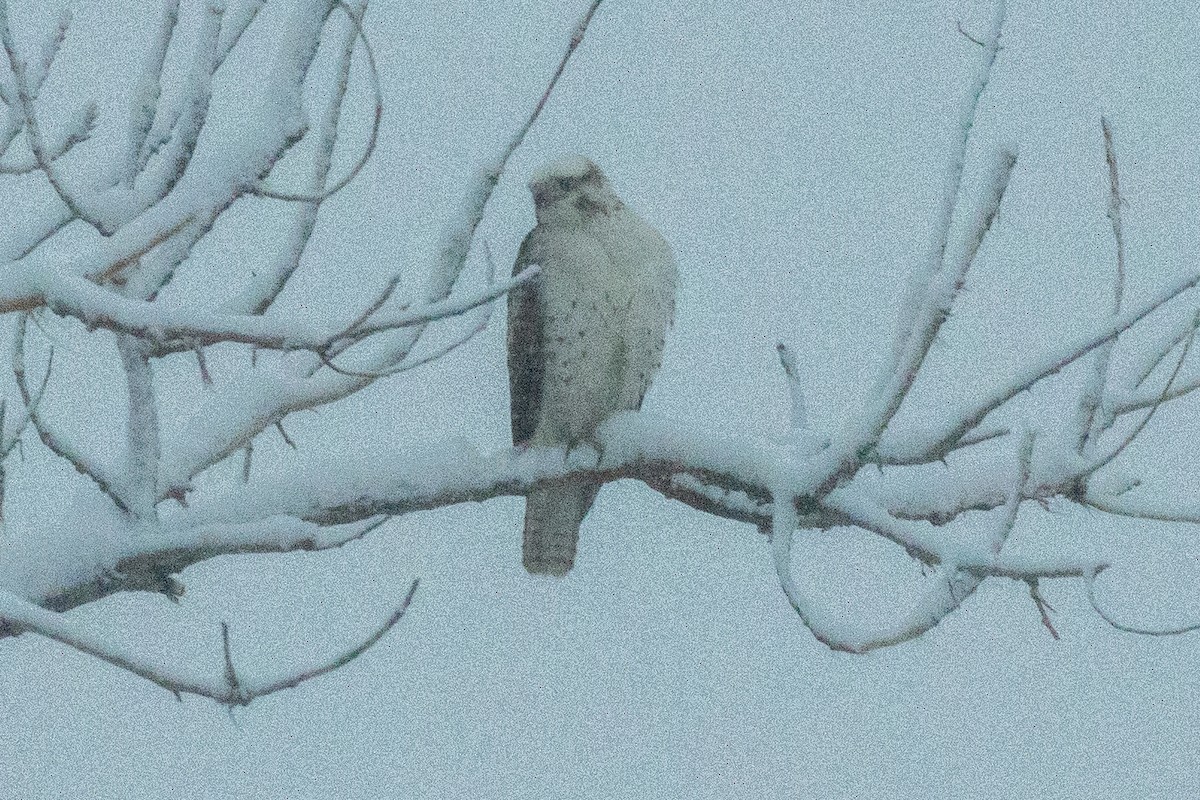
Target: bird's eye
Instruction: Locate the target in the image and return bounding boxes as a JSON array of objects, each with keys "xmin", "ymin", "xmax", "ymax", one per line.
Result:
[{"xmin": 557, "ymin": 178, "xmax": 572, "ymax": 191}]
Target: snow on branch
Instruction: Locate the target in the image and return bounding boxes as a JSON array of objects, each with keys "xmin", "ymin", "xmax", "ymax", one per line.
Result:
[
  {"xmin": 153, "ymin": 0, "xmax": 609, "ymax": 495},
  {"xmin": 0, "ymin": 4, "xmax": 105, "ymax": 230},
  {"xmin": 730, "ymin": 0, "xmax": 1200, "ymax": 650},
  {"xmin": 0, "ymin": 578, "xmax": 417, "ymax": 706},
  {"xmin": 1, "ymin": 261, "xmax": 541, "ymax": 353},
  {"xmin": 3, "ymin": 0, "xmax": 1199, "ymax": 703},
  {"xmin": 0, "ymin": 411, "xmax": 1120, "ymax": 629},
  {"xmin": 249, "ymin": 2, "xmax": 379, "ymax": 205},
  {"xmin": 878, "ymin": 269, "xmax": 1200, "ymax": 466},
  {"xmin": 0, "ymin": 0, "xmax": 618, "ymax": 703},
  {"xmin": 887, "ymin": 0, "xmax": 1007, "ymax": 389}
]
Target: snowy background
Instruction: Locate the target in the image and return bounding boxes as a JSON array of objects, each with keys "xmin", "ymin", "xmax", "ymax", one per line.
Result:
[{"xmin": 3, "ymin": 0, "xmax": 1200, "ymax": 797}]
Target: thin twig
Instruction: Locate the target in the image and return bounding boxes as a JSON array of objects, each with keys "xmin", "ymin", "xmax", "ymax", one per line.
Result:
[
  {"xmin": 275, "ymin": 420, "xmax": 297, "ymax": 450},
  {"xmin": 13, "ymin": 317, "xmax": 130, "ymax": 512},
  {"xmin": 324, "ymin": 274, "xmax": 402, "ymax": 351},
  {"xmin": 220, "ymin": 621, "xmax": 244, "ymax": 704},
  {"xmin": 1027, "ymin": 580, "xmax": 1060, "ymax": 640},
  {"xmin": 0, "ymin": 6, "xmax": 107, "ymax": 233},
  {"xmin": 0, "ymin": 578, "xmax": 418, "ymax": 705},
  {"xmin": 910, "ymin": 269, "xmax": 1200, "ymax": 463},
  {"xmin": 956, "ymin": 20, "xmax": 985, "ymax": 47},
  {"xmin": 250, "ymin": 579, "xmax": 418, "ymax": 697},
  {"xmin": 251, "ymin": 2, "xmax": 380, "ymax": 204},
  {"xmin": 1101, "ymin": 116, "xmax": 1127, "ymax": 317},
  {"xmin": 1077, "ymin": 115, "xmax": 1129, "ymax": 450},
  {"xmin": 1084, "ymin": 311, "xmax": 1198, "ymax": 478},
  {"xmin": 1087, "ymin": 567, "xmax": 1200, "ymax": 637},
  {"xmin": 776, "ymin": 342, "xmax": 808, "ymax": 430},
  {"xmin": 194, "ymin": 344, "xmax": 212, "ymax": 386},
  {"xmin": 241, "ymin": 442, "xmax": 253, "ymax": 483}
]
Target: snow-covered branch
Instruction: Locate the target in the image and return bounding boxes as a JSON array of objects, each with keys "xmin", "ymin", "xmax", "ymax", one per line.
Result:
[
  {"xmin": 0, "ymin": 411, "xmax": 1129, "ymax": 633},
  {"xmin": 3, "ymin": 0, "xmax": 1199, "ymax": 705},
  {"xmin": 0, "ymin": 0, "xmax": 613, "ymax": 702},
  {"xmin": 0, "ymin": 261, "xmax": 540, "ymax": 352},
  {"xmin": 0, "ymin": 578, "xmax": 417, "ymax": 705}
]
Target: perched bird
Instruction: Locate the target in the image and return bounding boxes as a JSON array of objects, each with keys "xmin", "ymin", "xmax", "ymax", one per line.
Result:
[{"xmin": 507, "ymin": 156, "xmax": 677, "ymax": 576}]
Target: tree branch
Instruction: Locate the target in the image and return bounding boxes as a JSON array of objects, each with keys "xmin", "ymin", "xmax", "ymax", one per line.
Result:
[{"xmin": 0, "ymin": 578, "xmax": 417, "ymax": 705}]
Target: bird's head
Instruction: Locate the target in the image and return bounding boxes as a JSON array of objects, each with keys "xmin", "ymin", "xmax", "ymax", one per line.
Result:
[{"xmin": 528, "ymin": 156, "xmax": 622, "ymax": 223}]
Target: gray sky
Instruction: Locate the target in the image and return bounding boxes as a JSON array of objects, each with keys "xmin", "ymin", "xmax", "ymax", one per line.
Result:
[{"xmin": 3, "ymin": 1, "xmax": 1200, "ymax": 797}]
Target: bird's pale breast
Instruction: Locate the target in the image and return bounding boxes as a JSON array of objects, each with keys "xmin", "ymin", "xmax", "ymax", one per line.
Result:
[{"xmin": 533, "ymin": 210, "xmax": 675, "ymax": 445}]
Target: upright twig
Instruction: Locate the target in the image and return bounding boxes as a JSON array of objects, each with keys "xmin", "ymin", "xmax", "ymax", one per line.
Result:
[
  {"xmin": 125, "ymin": 0, "xmax": 181, "ymax": 185},
  {"xmin": 1075, "ymin": 115, "xmax": 1128, "ymax": 455},
  {"xmin": 776, "ymin": 342, "xmax": 808, "ymax": 430},
  {"xmin": 243, "ymin": 1, "xmax": 370, "ymax": 315}
]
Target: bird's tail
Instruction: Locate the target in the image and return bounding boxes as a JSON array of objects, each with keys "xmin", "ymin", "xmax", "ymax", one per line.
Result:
[{"xmin": 522, "ymin": 482, "xmax": 599, "ymax": 576}]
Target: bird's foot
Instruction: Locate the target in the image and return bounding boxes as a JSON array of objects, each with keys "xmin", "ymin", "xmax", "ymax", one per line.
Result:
[{"xmin": 565, "ymin": 438, "xmax": 603, "ymax": 469}]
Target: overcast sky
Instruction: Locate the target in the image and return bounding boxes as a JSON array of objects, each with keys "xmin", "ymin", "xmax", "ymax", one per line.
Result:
[{"xmin": 3, "ymin": 1, "xmax": 1200, "ymax": 797}]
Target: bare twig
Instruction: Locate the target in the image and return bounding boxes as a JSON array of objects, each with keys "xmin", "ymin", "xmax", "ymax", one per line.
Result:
[
  {"xmin": 956, "ymin": 20, "xmax": 985, "ymax": 47},
  {"xmin": 0, "ymin": 579, "xmax": 418, "ymax": 705},
  {"xmin": 1101, "ymin": 116, "xmax": 1127, "ymax": 317},
  {"xmin": 776, "ymin": 342, "xmax": 808, "ymax": 430},
  {"xmin": 321, "ymin": 274, "xmax": 402, "ymax": 355},
  {"xmin": 250, "ymin": 579, "xmax": 417, "ymax": 698},
  {"xmin": 990, "ymin": 428, "xmax": 1034, "ymax": 556},
  {"xmin": 1075, "ymin": 115, "xmax": 1129, "ymax": 452},
  {"xmin": 1028, "ymin": 580, "xmax": 1060, "ymax": 640},
  {"xmin": 220, "ymin": 621, "xmax": 244, "ymax": 704},
  {"xmin": 320, "ymin": 302, "xmax": 495, "ymax": 379},
  {"xmin": 13, "ymin": 317, "xmax": 130, "ymax": 512},
  {"xmin": 194, "ymin": 344, "xmax": 212, "ymax": 386},
  {"xmin": 4, "ymin": 209, "xmax": 74, "ymax": 261},
  {"xmin": 241, "ymin": 442, "xmax": 252, "ymax": 484},
  {"xmin": 1087, "ymin": 567, "xmax": 1200, "ymax": 637},
  {"xmin": 275, "ymin": 421, "xmax": 297, "ymax": 450},
  {"xmin": 1083, "ymin": 312, "xmax": 1197, "ymax": 478},
  {"xmin": 1130, "ymin": 316, "xmax": 1195, "ymax": 390}
]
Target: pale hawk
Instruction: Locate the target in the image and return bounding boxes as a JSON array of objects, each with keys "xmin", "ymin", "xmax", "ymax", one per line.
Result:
[{"xmin": 508, "ymin": 156, "xmax": 677, "ymax": 576}]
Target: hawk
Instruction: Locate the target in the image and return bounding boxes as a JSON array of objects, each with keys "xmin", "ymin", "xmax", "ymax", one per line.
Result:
[{"xmin": 508, "ymin": 156, "xmax": 677, "ymax": 576}]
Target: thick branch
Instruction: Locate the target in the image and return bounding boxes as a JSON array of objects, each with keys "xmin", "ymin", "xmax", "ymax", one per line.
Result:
[{"xmin": 11, "ymin": 414, "xmax": 1112, "ymax": 627}]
